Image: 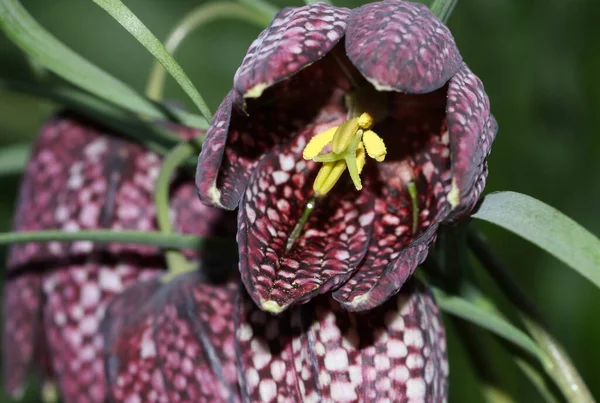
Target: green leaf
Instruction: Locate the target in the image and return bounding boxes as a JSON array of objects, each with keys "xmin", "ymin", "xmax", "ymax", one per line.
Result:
[
  {"xmin": 0, "ymin": 229, "xmax": 234, "ymax": 252},
  {"xmin": 472, "ymin": 191, "xmax": 600, "ymax": 291},
  {"xmin": 0, "ymin": 143, "xmax": 29, "ymax": 176},
  {"xmin": 429, "ymin": 0, "xmax": 459, "ymax": 23},
  {"xmin": 146, "ymin": 1, "xmax": 270, "ymax": 101},
  {"xmin": 92, "ymin": 0, "xmax": 213, "ymax": 120},
  {"xmin": 236, "ymin": 0, "xmax": 278, "ymax": 19},
  {"xmin": 431, "ymin": 286, "xmax": 544, "ymax": 359},
  {"xmin": 0, "ymin": 0, "xmax": 207, "ymax": 128}
]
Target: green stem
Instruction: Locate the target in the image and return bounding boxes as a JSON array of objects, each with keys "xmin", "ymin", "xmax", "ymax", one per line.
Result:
[
  {"xmin": 146, "ymin": 2, "xmax": 271, "ymax": 101},
  {"xmin": 469, "ymin": 229, "xmax": 594, "ymax": 403},
  {"xmin": 236, "ymin": 0, "xmax": 278, "ymax": 20},
  {"xmin": 0, "ymin": 229, "xmax": 233, "ymax": 251},
  {"xmin": 429, "ymin": 0, "xmax": 458, "ymax": 23},
  {"xmin": 155, "ymin": 140, "xmax": 202, "ymax": 276}
]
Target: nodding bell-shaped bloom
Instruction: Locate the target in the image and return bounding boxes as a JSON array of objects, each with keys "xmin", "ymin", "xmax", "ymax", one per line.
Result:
[
  {"xmin": 196, "ymin": 0, "xmax": 498, "ymax": 314},
  {"xmin": 103, "ymin": 273, "xmax": 448, "ymax": 402},
  {"xmin": 2, "ymin": 113, "xmax": 236, "ymax": 402}
]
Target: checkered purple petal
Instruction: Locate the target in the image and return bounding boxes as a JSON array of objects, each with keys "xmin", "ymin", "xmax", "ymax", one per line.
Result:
[
  {"xmin": 232, "ymin": 3, "xmax": 349, "ymax": 107},
  {"xmin": 346, "ymin": 0, "xmax": 462, "ymax": 94}
]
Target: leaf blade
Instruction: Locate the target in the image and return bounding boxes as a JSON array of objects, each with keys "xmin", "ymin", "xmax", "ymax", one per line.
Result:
[
  {"xmin": 431, "ymin": 286, "xmax": 544, "ymax": 359},
  {"xmin": 0, "ymin": 0, "xmax": 208, "ymax": 128},
  {"xmin": 472, "ymin": 191, "xmax": 600, "ymax": 290},
  {"xmin": 92, "ymin": 0, "xmax": 213, "ymax": 120}
]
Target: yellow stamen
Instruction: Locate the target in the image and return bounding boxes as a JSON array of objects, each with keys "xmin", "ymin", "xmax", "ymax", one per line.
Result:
[
  {"xmin": 356, "ymin": 142, "xmax": 366, "ymax": 174},
  {"xmin": 303, "ymin": 126, "xmax": 338, "ymax": 160},
  {"xmin": 363, "ymin": 130, "xmax": 387, "ymax": 162},
  {"xmin": 357, "ymin": 112, "xmax": 374, "ymax": 129},
  {"xmin": 303, "ymin": 112, "xmax": 386, "ymax": 196},
  {"xmin": 313, "ymin": 160, "xmax": 347, "ymax": 196},
  {"xmin": 331, "ymin": 118, "xmax": 359, "ymax": 154}
]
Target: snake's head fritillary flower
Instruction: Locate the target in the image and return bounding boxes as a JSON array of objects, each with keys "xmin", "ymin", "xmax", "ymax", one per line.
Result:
[
  {"xmin": 197, "ymin": 0, "xmax": 497, "ymax": 313},
  {"xmin": 2, "ymin": 112, "xmax": 236, "ymax": 401},
  {"xmin": 103, "ymin": 273, "xmax": 447, "ymax": 402}
]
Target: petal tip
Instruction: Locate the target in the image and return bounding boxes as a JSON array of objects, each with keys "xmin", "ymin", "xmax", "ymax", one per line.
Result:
[
  {"xmin": 260, "ymin": 300, "xmax": 285, "ymax": 314},
  {"xmin": 244, "ymin": 83, "xmax": 268, "ymax": 99},
  {"xmin": 206, "ymin": 185, "xmax": 225, "ymax": 209},
  {"xmin": 447, "ymin": 179, "xmax": 460, "ymax": 209},
  {"xmin": 42, "ymin": 381, "xmax": 59, "ymax": 403}
]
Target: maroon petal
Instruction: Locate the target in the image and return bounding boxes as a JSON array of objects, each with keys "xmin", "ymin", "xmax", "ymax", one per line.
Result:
[
  {"xmin": 3, "ymin": 113, "xmax": 232, "ymax": 401},
  {"xmin": 102, "ymin": 274, "xmax": 239, "ymax": 402},
  {"xmin": 2, "ymin": 115, "xmax": 90, "ymax": 397},
  {"xmin": 346, "ymin": 0, "xmax": 462, "ymax": 94},
  {"xmin": 197, "ymin": 51, "xmax": 351, "ymax": 210},
  {"xmin": 232, "ymin": 3, "xmax": 349, "ymax": 105},
  {"xmin": 445, "ymin": 64, "xmax": 498, "ymax": 220},
  {"xmin": 334, "ymin": 224, "xmax": 439, "ymax": 311},
  {"xmin": 2, "ymin": 275, "xmax": 43, "ymax": 398},
  {"xmin": 238, "ymin": 133, "xmax": 374, "ymax": 314},
  {"xmin": 333, "ymin": 91, "xmax": 452, "ymax": 311},
  {"xmin": 235, "ymin": 279, "xmax": 448, "ymax": 401},
  {"xmin": 196, "ymin": 92, "xmax": 237, "ymax": 209}
]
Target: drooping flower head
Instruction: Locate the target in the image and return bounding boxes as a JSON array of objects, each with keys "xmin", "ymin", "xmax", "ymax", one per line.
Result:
[
  {"xmin": 103, "ymin": 272, "xmax": 448, "ymax": 402},
  {"xmin": 197, "ymin": 0, "xmax": 497, "ymax": 313},
  {"xmin": 2, "ymin": 112, "xmax": 236, "ymax": 401}
]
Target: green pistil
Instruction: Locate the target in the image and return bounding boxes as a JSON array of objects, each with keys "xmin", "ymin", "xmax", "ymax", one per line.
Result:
[
  {"xmin": 286, "ymin": 195, "xmax": 317, "ymax": 252},
  {"xmin": 408, "ymin": 181, "xmax": 419, "ymax": 234}
]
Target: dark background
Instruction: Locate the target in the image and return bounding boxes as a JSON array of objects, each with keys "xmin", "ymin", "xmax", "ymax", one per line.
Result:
[{"xmin": 1, "ymin": 0, "xmax": 598, "ymax": 401}]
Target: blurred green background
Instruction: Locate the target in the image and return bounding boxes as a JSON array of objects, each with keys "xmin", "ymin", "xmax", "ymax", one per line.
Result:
[{"xmin": 1, "ymin": 0, "xmax": 598, "ymax": 401}]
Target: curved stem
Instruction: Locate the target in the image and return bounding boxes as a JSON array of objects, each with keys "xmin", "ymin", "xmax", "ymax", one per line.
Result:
[
  {"xmin": 0, "ymin": 229, "xmax": 233, "ymax": 251},
  {"xmin": 469, "ymin": 229, "xmax": 594, "ymax": 403},
  {"xmin": 146, "ymin": 2, "xmax": 270, "ymax": 101},
  {"xmin": 155, "ymin": 139, "xmax": 203, "ymax": 277},
  {"xmin": 429, "ymin": 0, "xmax": 458, "ymax": 23},
  {"xmin": 93, "ymin": 0, "xmax": 213, "ymax": 120},
  {"xmin": 235, "ymin": 0, "xmax": 278, "ymax": 20}
]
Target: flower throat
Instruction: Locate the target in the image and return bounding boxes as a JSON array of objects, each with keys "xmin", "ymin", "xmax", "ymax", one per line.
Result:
[{"xmin": 285, "ymin": 91, "xmax": 388, "ymax": 252}]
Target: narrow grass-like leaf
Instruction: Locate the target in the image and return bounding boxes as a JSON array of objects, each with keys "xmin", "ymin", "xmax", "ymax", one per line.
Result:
[
  {"xmin": 430, "ymin": 0, "xmax": 458, "ymax": 23},
  {"xmin": 236, "ymin": 0, "xmax": 278, "ymax": 20},
  {"xmin": 0, "ymin": 143, "xmax": 29, "ymax": 176},
  {"xmin": 0, "ymin": 229, "xmax": 235, "ymax": 252},
  {"xmin": 431, "ymin": 286, "xmax": 544, "ymax": 359},
  {"xmin": 0, "ymin": 79, "xmax": 197, "ymax": 169},
  {"xmin": 92, "ymin": 0, "xmax": 213, "ymax": 120},
  {"xmin": 146, "ymin": 1, "xmax": 269, "ymax": 100},
  {"xmin": 0, "ymin": 0, "xmax": 207, "ymax": 128},
  {"xmin": 473, "ymin": 191, "xmax": 600, "ymax": 291}
]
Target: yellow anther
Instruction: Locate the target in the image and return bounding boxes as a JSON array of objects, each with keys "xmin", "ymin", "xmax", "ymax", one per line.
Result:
[
  {"xmin": 357, "ymin": 112, "xmax": 374, "ymax": 129},
  {"xmin": 313, "ymin": 160, "xmax": 347, "ymax": 196},
  {"xmin": 331, "ymin": 118, "xmax": 359, "ymax": 154},
  {"xmin": 302, "ymin": 112, "xmax": 386, "ymax": 196},
  {"xmin": 303, "ymin": 126, "xmax": 338, "ymax": 160},
  {"xmin": 362, "ymin": 130, "xmax": 387, "ymax": 162},
  {"xmin": 356, "ymin": 142, "xmax": 366, "ymax": 174},
  {"xmin": 346, "ymin": 142, "xmax": 367, "ymax": 191}
]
